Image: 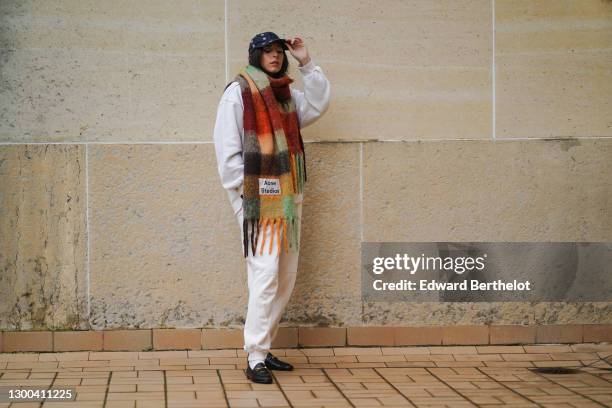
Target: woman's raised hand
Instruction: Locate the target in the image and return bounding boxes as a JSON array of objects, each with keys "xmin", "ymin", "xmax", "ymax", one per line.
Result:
[{"xmin": 285, "ymin": 37, "xmax": 311, "ymax": 66}]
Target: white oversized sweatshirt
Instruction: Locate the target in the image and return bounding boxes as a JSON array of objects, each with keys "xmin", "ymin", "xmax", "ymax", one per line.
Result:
[{"xmin": 213, "ymin": 59, "xmax": 331, "ymax": 215}]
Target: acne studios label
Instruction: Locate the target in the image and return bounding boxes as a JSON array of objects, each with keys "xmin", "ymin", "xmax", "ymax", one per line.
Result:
[{"xmin": 259, "ymin": 178, "xmax": 281, "ymax": 195}]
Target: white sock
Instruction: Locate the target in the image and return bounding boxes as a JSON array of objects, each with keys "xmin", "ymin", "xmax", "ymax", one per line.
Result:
[{"xmin": 249, "ymin": 359, "xmax": 265, "ymax": 369}]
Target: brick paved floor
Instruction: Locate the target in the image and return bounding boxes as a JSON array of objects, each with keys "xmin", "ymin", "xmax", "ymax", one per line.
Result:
[{"xmin": 0, "ymin": 344, "xmax": 611, "ymax": 407}]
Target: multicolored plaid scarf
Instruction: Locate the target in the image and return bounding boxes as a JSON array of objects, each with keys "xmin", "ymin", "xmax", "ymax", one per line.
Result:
[{"xmin": 226, "ymin": 64, "xmax": 307, "ymax": 258}]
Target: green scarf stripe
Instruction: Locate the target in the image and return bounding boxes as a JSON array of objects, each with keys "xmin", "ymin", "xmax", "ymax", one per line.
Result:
[
  {"xmin": 273, "ymin": 129, "xmax": 289, "ymax": 152},
  {"xmin": 292, "ymin": 218, "xmax": 299, "ymax": 252},
  {"xmin": 283, "ymin": 196, "xmax": 295, "ymax": 220},
  {"xmin": 245, "ymin": 65, "xmax": 271, "ymax": 90},
  {"xmin": 297, "ymin": 153, "xmax": 304, "ymax": 193},
  {"xmin": 279, "ymin": 100, "xmax": 295, "ymax": 112},
  {"xmin": 293, "ymin": 153, "xmax": 298, "ymax": 193}
]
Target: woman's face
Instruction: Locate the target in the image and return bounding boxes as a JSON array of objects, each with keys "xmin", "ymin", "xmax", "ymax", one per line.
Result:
[{"xmin": 260, "ymin": 42, "xmax": 284, "ymax": 74}]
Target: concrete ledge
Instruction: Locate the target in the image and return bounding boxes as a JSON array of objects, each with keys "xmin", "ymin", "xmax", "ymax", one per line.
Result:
[
  {"xmin": 3, "ymin": 331, "xmax": 53, "ymax": 352},
  {"xmin": 54, "ymin": 331, "xmax": 103, "ymax": 352},
  {"xmin": 0, "ymin": 324, "xmax": 610, "ymax": 352},
  {"xmin": 103, "ymin": 329, "xmax": 152, "ymax": 351}
]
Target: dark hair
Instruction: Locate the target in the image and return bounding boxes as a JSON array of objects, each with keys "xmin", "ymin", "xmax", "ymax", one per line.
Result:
[{"xmin": 248, "ymin": 44, "xmax": 289, "ymax": 78}]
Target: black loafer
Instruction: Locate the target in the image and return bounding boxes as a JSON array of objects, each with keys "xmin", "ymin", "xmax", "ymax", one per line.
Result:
[
  {"xmin": 264, "ymin": 352, "xmax": 294, "ymax": 371},
  {"xmin": 245, "ymin": 361, "xmax": 273, "ymax": 384}
]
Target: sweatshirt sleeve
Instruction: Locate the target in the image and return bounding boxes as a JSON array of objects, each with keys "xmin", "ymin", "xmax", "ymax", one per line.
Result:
[
  {"xmin": 213, "ymin": 83, "xmax": 245, "ymax": 193},
  {"xmin": 291, "ymin": 59, "xmax": 331, "ymax": 128}
]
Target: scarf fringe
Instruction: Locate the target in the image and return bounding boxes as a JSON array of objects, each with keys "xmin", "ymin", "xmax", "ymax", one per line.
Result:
[{"xmin": 243, "ymin": 216, "xmax": 300, "ymax": 258}]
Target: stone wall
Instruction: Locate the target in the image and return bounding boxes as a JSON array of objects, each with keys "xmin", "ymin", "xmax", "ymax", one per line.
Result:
[{"xmin": 1, "ymin": 0, "xmax": 611, "ymax": 330}]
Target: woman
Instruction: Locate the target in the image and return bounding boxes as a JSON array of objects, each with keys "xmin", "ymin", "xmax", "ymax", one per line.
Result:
[{"xmin": 213, "ymin": 32, "xmax": 331, "ymax": 384}]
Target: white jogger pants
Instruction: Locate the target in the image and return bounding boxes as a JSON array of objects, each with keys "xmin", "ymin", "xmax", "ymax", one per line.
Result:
[{"xmin": 228, "ymin": 187, "xmax": 303, "ymax": 362}]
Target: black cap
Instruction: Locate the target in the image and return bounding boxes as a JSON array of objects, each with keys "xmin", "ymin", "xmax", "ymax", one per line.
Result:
[{"xmin": 248, "ymin": 32, "xmax": 289, "ymax": 54}]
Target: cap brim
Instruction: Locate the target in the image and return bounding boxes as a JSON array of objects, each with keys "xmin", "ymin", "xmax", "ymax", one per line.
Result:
[
  {"xmin": 271, "ymin": 39, "xmax": 288, "ymax": 50},
  {"xmin": 252, "ymin": 39, "xmax": 289, "ymax": 51}
]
